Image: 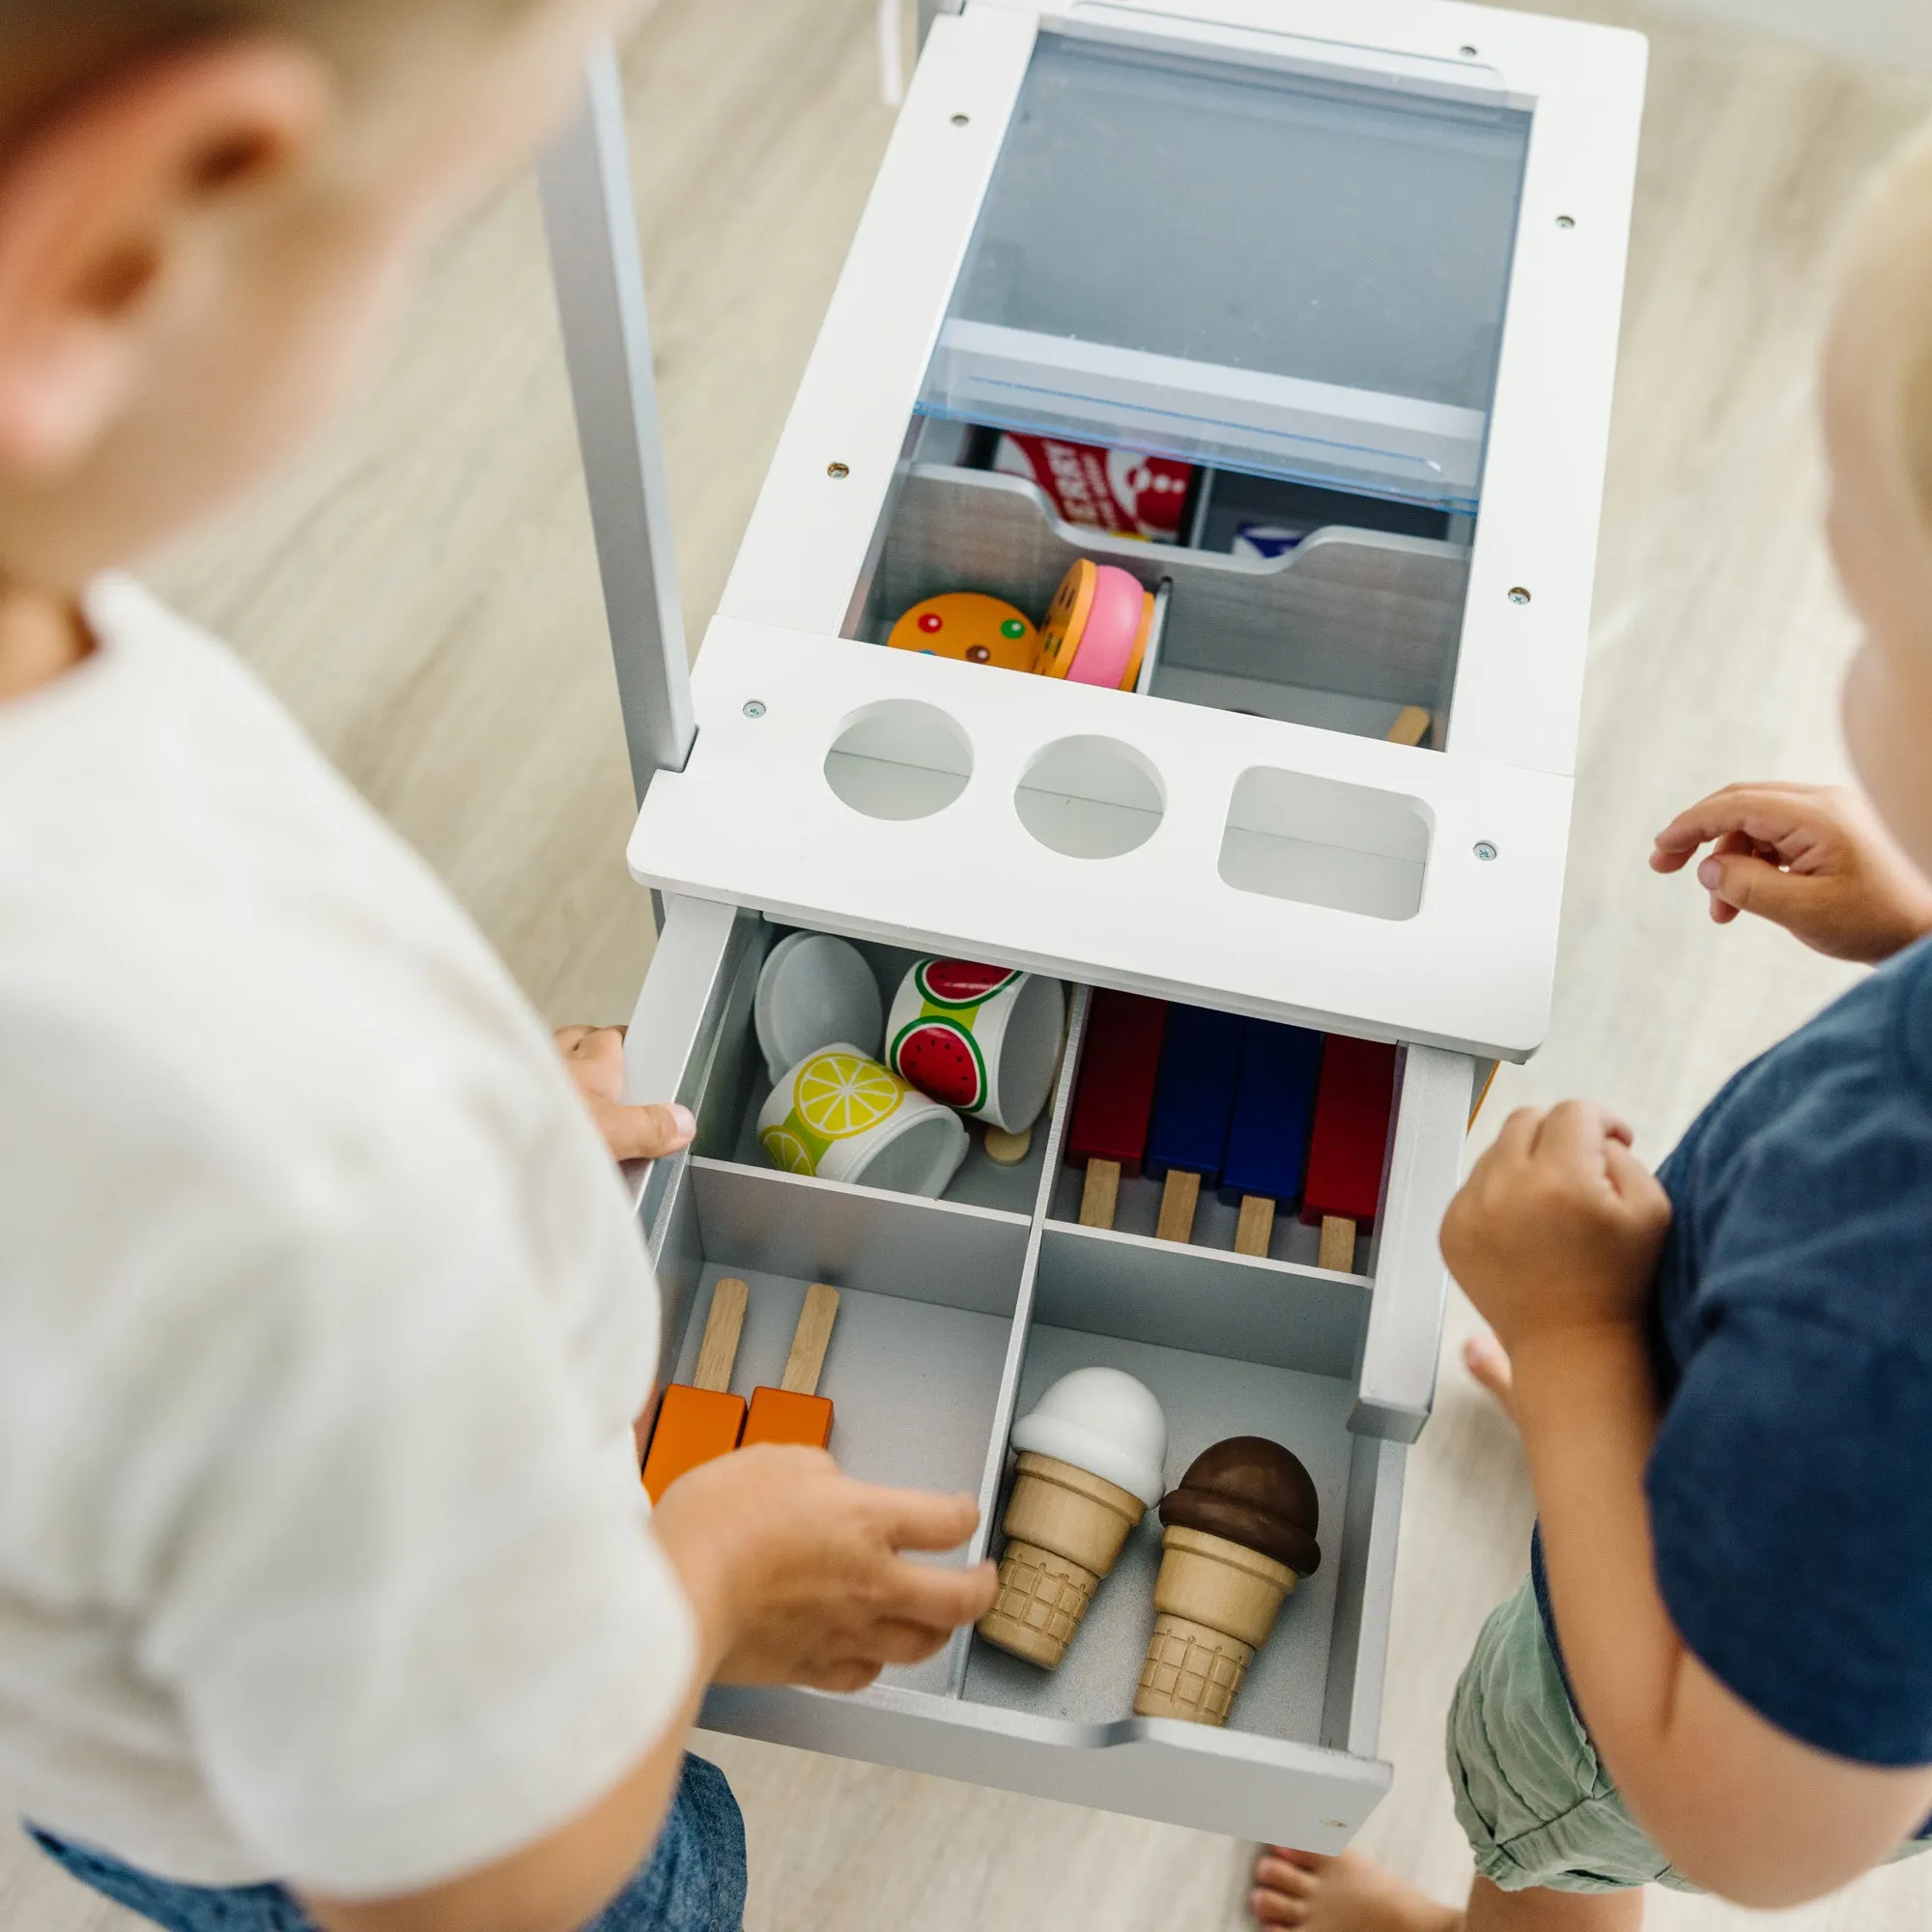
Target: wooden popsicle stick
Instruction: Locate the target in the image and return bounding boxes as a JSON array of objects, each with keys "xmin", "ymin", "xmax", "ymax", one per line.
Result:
[
  {"xmin": 694, "ymin": 1278, "xmax": 749, "ymax": 1392},
  {"xmin": 1386, "ymin": 705, "xmax": 1433, "ymax": 748},
  {"xmin": 1318, "ymin": 1216, "xmax": 1357, "ymax": 1274},
  {"xmin": 1080, "ymin": 1157, "xmax": 1122, "ymax": 1229},
  {"xmin": 1469, "ymin": 1063, "xmax": 1500, "ymax": 1126},
  {"xmin": 781, "ymin": 1283, "xmax": 840, "ymax": 1396},
  {"xmin": 984, "ymin": 1124, "xmax": 1034, "ymax": 1166},
  {"xmin": 1235, "ymin": 1195, "xmax": 1276, "ymax": 1259},
  {"xmin": 1155, "ymin": 1169, "xmax": 1202, "ymax": 1243}
]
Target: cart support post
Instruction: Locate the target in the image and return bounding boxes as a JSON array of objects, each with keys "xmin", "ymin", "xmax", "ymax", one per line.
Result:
[{"xmin": 539, "ymin": 43, "xmax": 696, "ymax": 804}]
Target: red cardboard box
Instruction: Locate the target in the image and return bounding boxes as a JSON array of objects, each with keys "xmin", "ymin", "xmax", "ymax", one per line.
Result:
[{"xmin": 992, "ymin": 433, "xmax": 1195, "ymax": 543}]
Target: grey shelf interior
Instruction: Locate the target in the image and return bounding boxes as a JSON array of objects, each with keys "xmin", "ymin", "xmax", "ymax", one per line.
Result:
[
  {"xmin": 848, "ymin": 461, "xmax": 1471, "ymax": 744},
  {"xmin": 652, "ymin": 972, "xmax": 1407, "ymax": 1749}
]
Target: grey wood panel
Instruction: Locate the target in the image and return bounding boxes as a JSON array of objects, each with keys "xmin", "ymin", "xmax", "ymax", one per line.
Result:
[
  {"xmin": 688, "ymin": 1159, "xmax": 1030, "ymax": 1317},
  {"xmin": 863, "ymin": 465, "xmax": 1469, "ymax": 715},
  {"xmin": 1034, "ymin": 1224, "xmax": 1370, "ymax": 1383}
]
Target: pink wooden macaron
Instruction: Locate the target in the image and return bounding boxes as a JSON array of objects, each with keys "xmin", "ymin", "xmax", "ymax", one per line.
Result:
[{"xmin": 1037, "ymin": 559, "xmax": 1153, "ymax": 692}]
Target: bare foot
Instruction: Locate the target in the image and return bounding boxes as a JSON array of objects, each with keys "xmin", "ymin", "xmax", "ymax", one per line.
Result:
[{"xmin": 1252, "ymin": 1849, "xmax": 1462, "ymax": 1930}]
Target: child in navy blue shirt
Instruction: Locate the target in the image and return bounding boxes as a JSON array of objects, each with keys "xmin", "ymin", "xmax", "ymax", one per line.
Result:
[{"xmin": 1252, "ymin": 129, "xmax": 1932, "ymax": 1932}]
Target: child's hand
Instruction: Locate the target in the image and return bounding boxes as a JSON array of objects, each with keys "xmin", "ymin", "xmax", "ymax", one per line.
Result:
[
  {"xmin": 1650, "ymin": 781, "xmax": 1932, "ymax": 963},
  {"xmin": 1440, "ymin": 1102, "xmax": 1671, "ymax": 1359},
  {"xmin": 650, "ymin": 1445, "xmax": 997, "ymax": 1693},
  {"xmin": 554, "ymin": 1025, "xmax": 696, "ymax": 1163}
]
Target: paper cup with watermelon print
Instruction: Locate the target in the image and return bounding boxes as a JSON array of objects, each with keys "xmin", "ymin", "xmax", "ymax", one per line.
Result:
[
  {"xmin": 757, "ymin": 1044, "xmax": 969, "ymax": 1199},
  {"xmin": 887, "ymin": 960, "xmax": 1067, "ymax": 1134}
]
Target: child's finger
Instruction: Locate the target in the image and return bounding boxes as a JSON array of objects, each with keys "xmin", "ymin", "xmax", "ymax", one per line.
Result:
[
  {"xmin": 1491, "ymin": 1106, "xmax": 1545, "ymax": 1160},
  {"xmin": 1463, "ymin": 1332, "xmax": 1517, "ymax": 1418},
  {"xmin": 1651, "ymin": 786, "xmax": 1815, "ymax": 867},
  {"xmin": 873, "ymin": 1558, "xmax": 999, "ymax": 1634},
  {"xmin": 862, "ymin": 1617, "xmax": 963, "ymax": 1667},
  {"xmin": 1696, "ymin": 849, "xmax": 1809, "ymax": 924},
  {"xmin": 599, "ymin": 1101, "xmax": 696, "ymax": 1160},
  {"xmin": 799, "ymin": 1659, "xmax": 884, "ymax": 1694},
  {"xmin": 1533, "ymin": 1099, "xmax": 1631, "ymax": 1164},
  {"xmin": 1604, "ymin": 1138, "xmax": 1667, "ymax": 1209},
  {"xmin": 867, "ymin": 1486, "xmax": 983, "ymax": 1552}
]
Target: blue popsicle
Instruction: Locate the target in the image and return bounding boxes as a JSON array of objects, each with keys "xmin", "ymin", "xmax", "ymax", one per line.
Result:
[
  {"xmin": 1221, "ymin": 1022, "xmax": 1324, "ymax": 1257},
  {"xmin": 1145, "ymin": 1005, "xmax": 1246, "ymax": 1242}
]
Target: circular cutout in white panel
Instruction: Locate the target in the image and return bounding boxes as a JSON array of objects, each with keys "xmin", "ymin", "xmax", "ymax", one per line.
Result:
[
  {"xmin": 825, "ymin": 700, "xmax": 972, "ymax": 821},
  {"xmin": 1015, "ymin": 736, "xmax": 1165, "ymax": 860}
]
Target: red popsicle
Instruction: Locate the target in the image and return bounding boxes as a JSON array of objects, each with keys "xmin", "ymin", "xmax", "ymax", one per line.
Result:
[
  {"xmin": 1065, "ymin": 990, "xmax": 1169, "ymax": 1229},
  {"xmin": 741, "ymin": 1282, "xmax": 840, "ymax": 1450},
  {"xmin": 1300, "ymin": 1037, "xmax": 1399, "ymax": 1274},
  {"xmin": 642, "ymin": 1277, "xmax": 749, "ymax": 1502}
]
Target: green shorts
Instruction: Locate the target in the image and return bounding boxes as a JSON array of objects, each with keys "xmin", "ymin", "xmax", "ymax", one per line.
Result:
[{"xmin": 1446, "ymin": 1576, "xmax": 1932, "ymax": 1895}]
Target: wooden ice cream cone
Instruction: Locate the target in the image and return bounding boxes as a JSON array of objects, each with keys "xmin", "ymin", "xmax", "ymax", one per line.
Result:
[
  {"xmin": 1134, "ymin": 1612, "xmax": 1256, "ymax": 1725},
  {"xmin": 977, "ymin": 1453, "xmax": 1145, "ymax": 1668},
  {"xmin": 1132, "ymin": 1525, "xmax": 1298, "ymax": 1725}
]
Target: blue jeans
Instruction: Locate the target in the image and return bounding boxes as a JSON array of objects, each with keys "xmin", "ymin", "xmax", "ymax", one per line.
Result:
[{"xmin": 29, "ymin": 1754, "xmax": 746, "ymax": 1932}]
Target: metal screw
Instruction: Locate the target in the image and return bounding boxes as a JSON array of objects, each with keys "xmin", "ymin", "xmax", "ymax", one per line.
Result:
[
  {"xmin": 1474, "ymin": 840, "xmax": 1498, "ymax": 862},
  {"xmin": 1508, "ymin": 585, "xmax": 1532, "ymax": 605},
  {"xmin": 743, "ymin": 700, "xmax": 766, "ymax": 720},
  {"xmin": 1459, "ymin": 43, "xmax": 1479, "ymax": 56},
  {"xmin": 827, "ymin": 461, "xmax": 849, "ymax": 480},
  {"xmin": 951, "ymin": 111, "xmax": 970, "ymax": 126},
  {"xmin": 1556, "ymin": 214, "xmax": 1576, "ymax": 229}
]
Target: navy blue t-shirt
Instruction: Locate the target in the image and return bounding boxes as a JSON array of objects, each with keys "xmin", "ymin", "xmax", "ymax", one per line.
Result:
[{"xmin": 1532, "ymin": 935, "xmax": 1932, "ymax": 1769}]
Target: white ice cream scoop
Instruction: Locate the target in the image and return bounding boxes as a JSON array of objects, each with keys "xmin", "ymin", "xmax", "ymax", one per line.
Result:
[{"xmin": 1009, "ymin": 1367, "xmax": 1167, "ymax": 1508}]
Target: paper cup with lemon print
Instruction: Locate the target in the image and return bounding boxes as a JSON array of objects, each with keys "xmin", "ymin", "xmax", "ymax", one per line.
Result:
[
  {"xmin": 758, "ymin": 1045, "xmax": 970, "ymax": 1199},
  {"xmin": 887, "ymin": 961, "xmax": 1067, "ymax": 1134}
]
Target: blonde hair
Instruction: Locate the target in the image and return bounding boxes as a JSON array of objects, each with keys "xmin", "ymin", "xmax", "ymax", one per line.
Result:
[{"xmin": 1830, "ymin": 119, "xmax": 1932, "ymax": 542}]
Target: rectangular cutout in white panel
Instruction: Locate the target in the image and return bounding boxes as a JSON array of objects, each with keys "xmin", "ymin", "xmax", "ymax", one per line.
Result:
[{"xmin": 1219, "ymin": 767, "xmax": 1429, "ymax": 920}]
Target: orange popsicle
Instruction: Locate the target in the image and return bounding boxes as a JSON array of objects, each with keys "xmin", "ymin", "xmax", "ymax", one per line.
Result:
[
  {"xmin": 642, "ymin": 1278, "xmax": 748, "ymax": 1502},
  {"xmin": 742, "ymin": 1282, "xmax": 840, "ymax": 1450}
]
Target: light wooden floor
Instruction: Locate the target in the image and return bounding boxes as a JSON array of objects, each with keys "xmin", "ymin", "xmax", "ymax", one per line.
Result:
[{"xmin": 10, "ymin": 0, "xmax": 1932, "ymax": 1925}]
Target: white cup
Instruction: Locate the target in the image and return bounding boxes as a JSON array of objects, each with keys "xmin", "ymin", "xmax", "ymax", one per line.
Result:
[
  {"xmin": 753, "ymin": 932, "xmax": 884, "ymax": 1087},
  {"xmin": 887, "ymin": 961, "xmax": 1066, "ymax": 1133},
  {"xmin": 757, "ymin": 1044, "xmax": 969, "ymax": 1198}
]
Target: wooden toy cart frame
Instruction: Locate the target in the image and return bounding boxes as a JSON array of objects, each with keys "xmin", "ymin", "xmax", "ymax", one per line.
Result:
[{"xmin": 536, "ymin": 0, "xmax": 1643, "ymax": 1851}]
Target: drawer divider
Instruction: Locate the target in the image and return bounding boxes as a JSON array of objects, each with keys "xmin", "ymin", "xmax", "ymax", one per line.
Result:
[{"xmin": 945, "ymin": 981, "xmax": 1094, "ymax": 1695}]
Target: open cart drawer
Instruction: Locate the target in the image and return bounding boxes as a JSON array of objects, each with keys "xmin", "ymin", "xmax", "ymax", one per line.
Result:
[{"xmin": 621, "ymin": 896, "xmax": 1472, "ymax": 1847}]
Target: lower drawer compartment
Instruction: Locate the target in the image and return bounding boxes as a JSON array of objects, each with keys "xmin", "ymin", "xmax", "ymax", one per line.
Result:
[{"xmin": 626, "ymin": 896, "xmax": 1472, "ymax": 1845}]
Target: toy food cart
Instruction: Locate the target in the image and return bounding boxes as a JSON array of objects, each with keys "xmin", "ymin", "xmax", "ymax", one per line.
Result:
[{"xmin": 539, "ymin": 0, "xmax": 1644, "ymax": 1849}]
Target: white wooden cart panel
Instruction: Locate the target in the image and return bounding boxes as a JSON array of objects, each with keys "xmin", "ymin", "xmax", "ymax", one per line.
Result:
[{"xmin": 630, "ymin": 619, "xmax": 1574, "ymax": 1058}]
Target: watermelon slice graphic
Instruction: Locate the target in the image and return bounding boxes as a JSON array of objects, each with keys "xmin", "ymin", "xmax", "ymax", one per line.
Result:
[
  {"xmin": 915, "ymin": 959, "xmax": 1019, "ymax": 1010},
  {"xmin": 892, "ymin": 1017, "xmax": 988, "ymax": 1114}
]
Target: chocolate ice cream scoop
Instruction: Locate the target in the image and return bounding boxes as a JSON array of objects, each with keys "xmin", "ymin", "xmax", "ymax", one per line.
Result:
[{"xmin": 1157, "ymin": 1435, "xmax": 1321, "ymax": 1577}]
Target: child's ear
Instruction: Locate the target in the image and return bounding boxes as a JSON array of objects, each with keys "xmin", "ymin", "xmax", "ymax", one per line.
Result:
[{"xmin": 0, "ymin": 38, "xmax": 334, "ymax": 479}]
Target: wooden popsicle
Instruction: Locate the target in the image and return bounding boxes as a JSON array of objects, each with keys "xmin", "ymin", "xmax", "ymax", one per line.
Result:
[
  {"xmin": 742, "ymin": 1282, "xmax": 841, "ymax": 1449},
  {"xmin": 1385, "ymin": 705, "xmax": 1434, "ymax": 748},
  {"xmin": 1220, "ymin": 1022, "xmax": 1324, "ymax": 1258},
  {"xmin": 1065, "ymin": 990, "xmax": 1168, "ymax": 1229},
  {"xmin": 1145, "ymin": 1006, "xmax": 1246, "ymax": 1244},
  {"xmin": 642, "ymin": 1277, "xmax": 749, "ymax": 1502},
  {"xmin": 1300, "ymin": 1037, "xmax": 1400, "ymax": 1273}
]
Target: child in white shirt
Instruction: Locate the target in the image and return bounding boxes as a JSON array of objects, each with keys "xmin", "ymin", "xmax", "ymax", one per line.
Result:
[{"xmin": 0, "ymin": 5, "xmax": 997, "ymax": 1930}]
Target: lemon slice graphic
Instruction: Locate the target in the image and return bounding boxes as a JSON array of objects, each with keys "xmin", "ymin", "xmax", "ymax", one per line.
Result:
[
  {"xmin": 795, "ymin": 1053, "xmax": 906, "ymax": 1140},
  {"xmin": 759, "ymin": 1127, "xmax": 815, "ymax": 1175}
]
